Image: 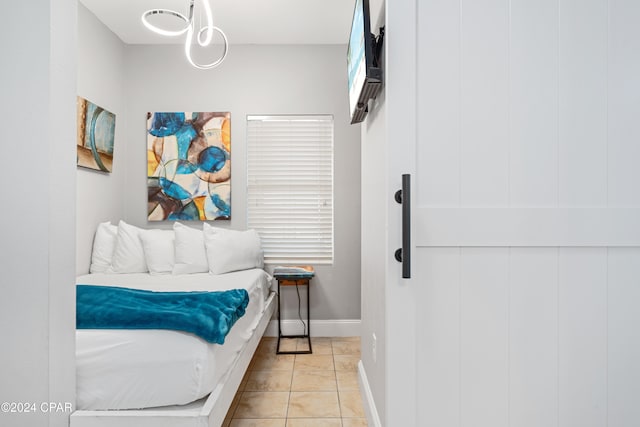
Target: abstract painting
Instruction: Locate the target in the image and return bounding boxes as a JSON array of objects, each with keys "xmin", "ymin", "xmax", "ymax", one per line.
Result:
[
  {"xmin": 147, "ymin": 112, "xmax": 231, "ymax": 221},
  {"xmin": 77, "ymin": 97, "xmax": 116, "ymax": 172}
]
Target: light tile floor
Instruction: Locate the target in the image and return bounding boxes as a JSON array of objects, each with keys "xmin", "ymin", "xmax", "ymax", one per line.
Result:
[{"xmin": 223, "ymin": 336, "xmax": 368, "ymax": 427}]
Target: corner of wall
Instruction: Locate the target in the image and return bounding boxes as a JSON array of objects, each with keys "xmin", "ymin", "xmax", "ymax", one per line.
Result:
[{"xmin": 76, "ymin": 3, "xmax": 128, "ymax": 275}]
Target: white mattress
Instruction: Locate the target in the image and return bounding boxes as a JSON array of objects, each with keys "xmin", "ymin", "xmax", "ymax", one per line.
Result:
[{"xmin": 76, "ymin": 269, "xmax": 272, "ymax": 410}]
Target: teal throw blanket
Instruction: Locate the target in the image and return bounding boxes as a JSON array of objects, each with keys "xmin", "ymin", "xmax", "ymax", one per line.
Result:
[{"xmin": 77, "ymin": 285, "xmax": 249, "ymax": 344}]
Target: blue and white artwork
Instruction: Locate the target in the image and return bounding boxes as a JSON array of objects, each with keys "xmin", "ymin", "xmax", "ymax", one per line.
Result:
[{"xmin": 147, "ymin": 112, "xmax": 231, "ymax": 221}]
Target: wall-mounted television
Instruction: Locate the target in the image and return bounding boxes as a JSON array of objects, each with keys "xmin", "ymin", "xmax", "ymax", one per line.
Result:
[{"xmin": 347, "ymin": 0, "xmax": 383, "ymax": 125}]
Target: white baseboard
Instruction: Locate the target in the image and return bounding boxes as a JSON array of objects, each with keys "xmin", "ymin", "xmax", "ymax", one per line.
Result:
[
  {"xmin": 358, "ymin": 360, "xmax": 382, "ymax": 427},
  {"xmin": 264, "ymin": 319, "xmax": 361, "ymax": 337}
]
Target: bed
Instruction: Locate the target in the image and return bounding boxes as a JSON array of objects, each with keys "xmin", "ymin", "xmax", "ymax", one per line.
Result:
[{"xmin": 70, "ymin": 222, "xmax": 276, "ymax": 427}]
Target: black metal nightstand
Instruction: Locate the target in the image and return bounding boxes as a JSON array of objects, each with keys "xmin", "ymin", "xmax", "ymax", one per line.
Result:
[{"xmin": 274, "ymin": 266, "xmax": 314, "ymax": 354}]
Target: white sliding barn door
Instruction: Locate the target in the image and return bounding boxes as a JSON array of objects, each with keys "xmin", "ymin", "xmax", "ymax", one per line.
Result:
[{"xmin": 384, "ymin": 0, "xmax": 640, "ymax": 426}]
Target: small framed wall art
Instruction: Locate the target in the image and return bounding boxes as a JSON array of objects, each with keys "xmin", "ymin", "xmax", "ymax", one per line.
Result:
[{"xmin": 77, "ymin": 97, "xmax": 116, "ymax": 173}]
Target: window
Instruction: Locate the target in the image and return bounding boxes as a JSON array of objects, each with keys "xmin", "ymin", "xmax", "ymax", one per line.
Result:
[{"xmin": 247, "ymin": 115, "xmax": 334, "ymax": 264}]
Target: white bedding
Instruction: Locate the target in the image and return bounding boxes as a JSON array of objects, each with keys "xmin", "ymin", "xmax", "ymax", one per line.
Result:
[{"xmin": 76, "ymin": 269, "xmax": 272, "ymax": 410}]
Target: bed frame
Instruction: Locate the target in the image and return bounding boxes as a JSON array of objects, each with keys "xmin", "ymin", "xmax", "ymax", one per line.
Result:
[{"xmin": 70, "ymin": 291, "xmax": 276, "ymax": 427}]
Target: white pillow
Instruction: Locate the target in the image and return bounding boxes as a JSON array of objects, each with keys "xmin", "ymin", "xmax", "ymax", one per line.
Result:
[
  {"xmin": 172, "ymin": 222, "xmax": 208, "ymax": 274},
  {"xmin": 89, "ymin": 221, "xmax": 118, "ymax": 273},
  {"xmin": 203, "ymin": 224, "xmax": 264, "ymax": 275},
  {"xmin": 140, "ymin": 229, "xmax": 175, "ymax": 274},
  {"xmin": 110, "ymin": 220, "xmax": 148, "ymax": 273}
]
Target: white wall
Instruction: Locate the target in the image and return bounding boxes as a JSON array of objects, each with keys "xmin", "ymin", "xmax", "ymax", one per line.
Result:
[
  {"xmin": 123, "ymin": 44, "xmax": 362, "ymax": 322},
  {"xmin": 76, "ymin": 4, "xmax": 127, "ymax": 274},
  {"xmin": 360, "ymin": 0, "xmax": 387, "ymax": 422},
  {"xmin": 360, "ymin": 92, "xmax": 387, "ymax": 423},
  {"xmin": 0, "ymin": 1, "xmax": 76, "ymax": 426}
]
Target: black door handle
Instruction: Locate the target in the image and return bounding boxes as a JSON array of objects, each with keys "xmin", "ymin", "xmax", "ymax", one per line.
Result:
[{"xmin": 394, "ymin": 174, "xmax": 411, "ymax": 278}]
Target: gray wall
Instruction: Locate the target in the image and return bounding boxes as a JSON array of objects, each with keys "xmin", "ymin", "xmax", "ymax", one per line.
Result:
[
  {"xmin": 76, "ymin": 4, "xmax": 127, "ymax": 275},
  {"xmin": 123, "ymin": 44, "xmax": 361, "ymax": 322},
  {"xmin": 0, "ymin": 1, "xmax": 77, "ymax": 426}
]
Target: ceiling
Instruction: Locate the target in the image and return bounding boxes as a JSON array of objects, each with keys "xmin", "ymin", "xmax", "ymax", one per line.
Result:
[{"xmin": 79, "ymin": 0, "xmax": 356, "ymax": 45}]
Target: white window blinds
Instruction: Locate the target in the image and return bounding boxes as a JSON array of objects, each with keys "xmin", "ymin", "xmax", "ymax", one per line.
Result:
[{"xmin": 247, "ymin": 115, "xmax": 334, "ymax": 264}]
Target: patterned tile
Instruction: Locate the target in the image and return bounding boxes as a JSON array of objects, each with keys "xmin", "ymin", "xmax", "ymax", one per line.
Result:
[
  {"xmin": 230, "ymin": 420, "xmax": 286, "ymax": 427},
  {"xmin": 342, "ymin": 418, "xmax": 369, "ymax": 427},
  {"xmin": 286, "ymin": 418, "xmax": 342, "ymax": 426},
  {"xmin": 331, "ymin": 339, "xmax": 361, "ymax": 356},
  {"xmin": 294, "ymin": 355, "xmax": 335, "ymax": 371},
  {"xmin": 234, "ymin": 392, "xmax": 289, "ymax": 419},
  {"xmin": 336, "ymin": 370, "xmax": 360, "ymax": 391},
  {"xmin": 291, "ymin": 370, "xmax": 337, "ymax": 392},
  {"xmin": 251, "ymin": 353, "xmax": 296, "ymax": 371},
  {"xmin": 227, "ymin": 337, "xmax": 368, "ymax": 426},
  {"xmin": 288, "ymin": 392, "xmax": 340, "ymax": 418},
  {"xmin": 333, "ymin": 355, "xmax": 359, "ymax": 371},
  {"xmin": 305, "ymin": 338, "xmax": 333, "ymax": 355},
  {"xmin": 339, "ymin": 391, "xmax": 366, "ymax": 418},
  {"xmin": 278, "ymin": 338, "xmax": 299, "ymax": 352},
  {"xmin": 256, "ymin": 337, "xmax": 278, "ymax": 354},
  {"xmin": 238, "ymin": 370, "xmax": 250, "ymax": 392},
  {"xmin": 245, "ymin": 370, "xmax": 293, "ymax": 392}
]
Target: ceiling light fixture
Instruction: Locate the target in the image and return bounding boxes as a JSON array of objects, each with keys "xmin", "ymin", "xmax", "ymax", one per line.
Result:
[{"xmin": 141, "ymin": 0, "xmax": 228, "ymax": 70}]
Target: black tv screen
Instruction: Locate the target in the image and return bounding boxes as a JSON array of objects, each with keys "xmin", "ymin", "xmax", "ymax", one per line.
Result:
[{"xmin": 347, "ymin": 0, "xmax": 382, "ymax": 124}]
